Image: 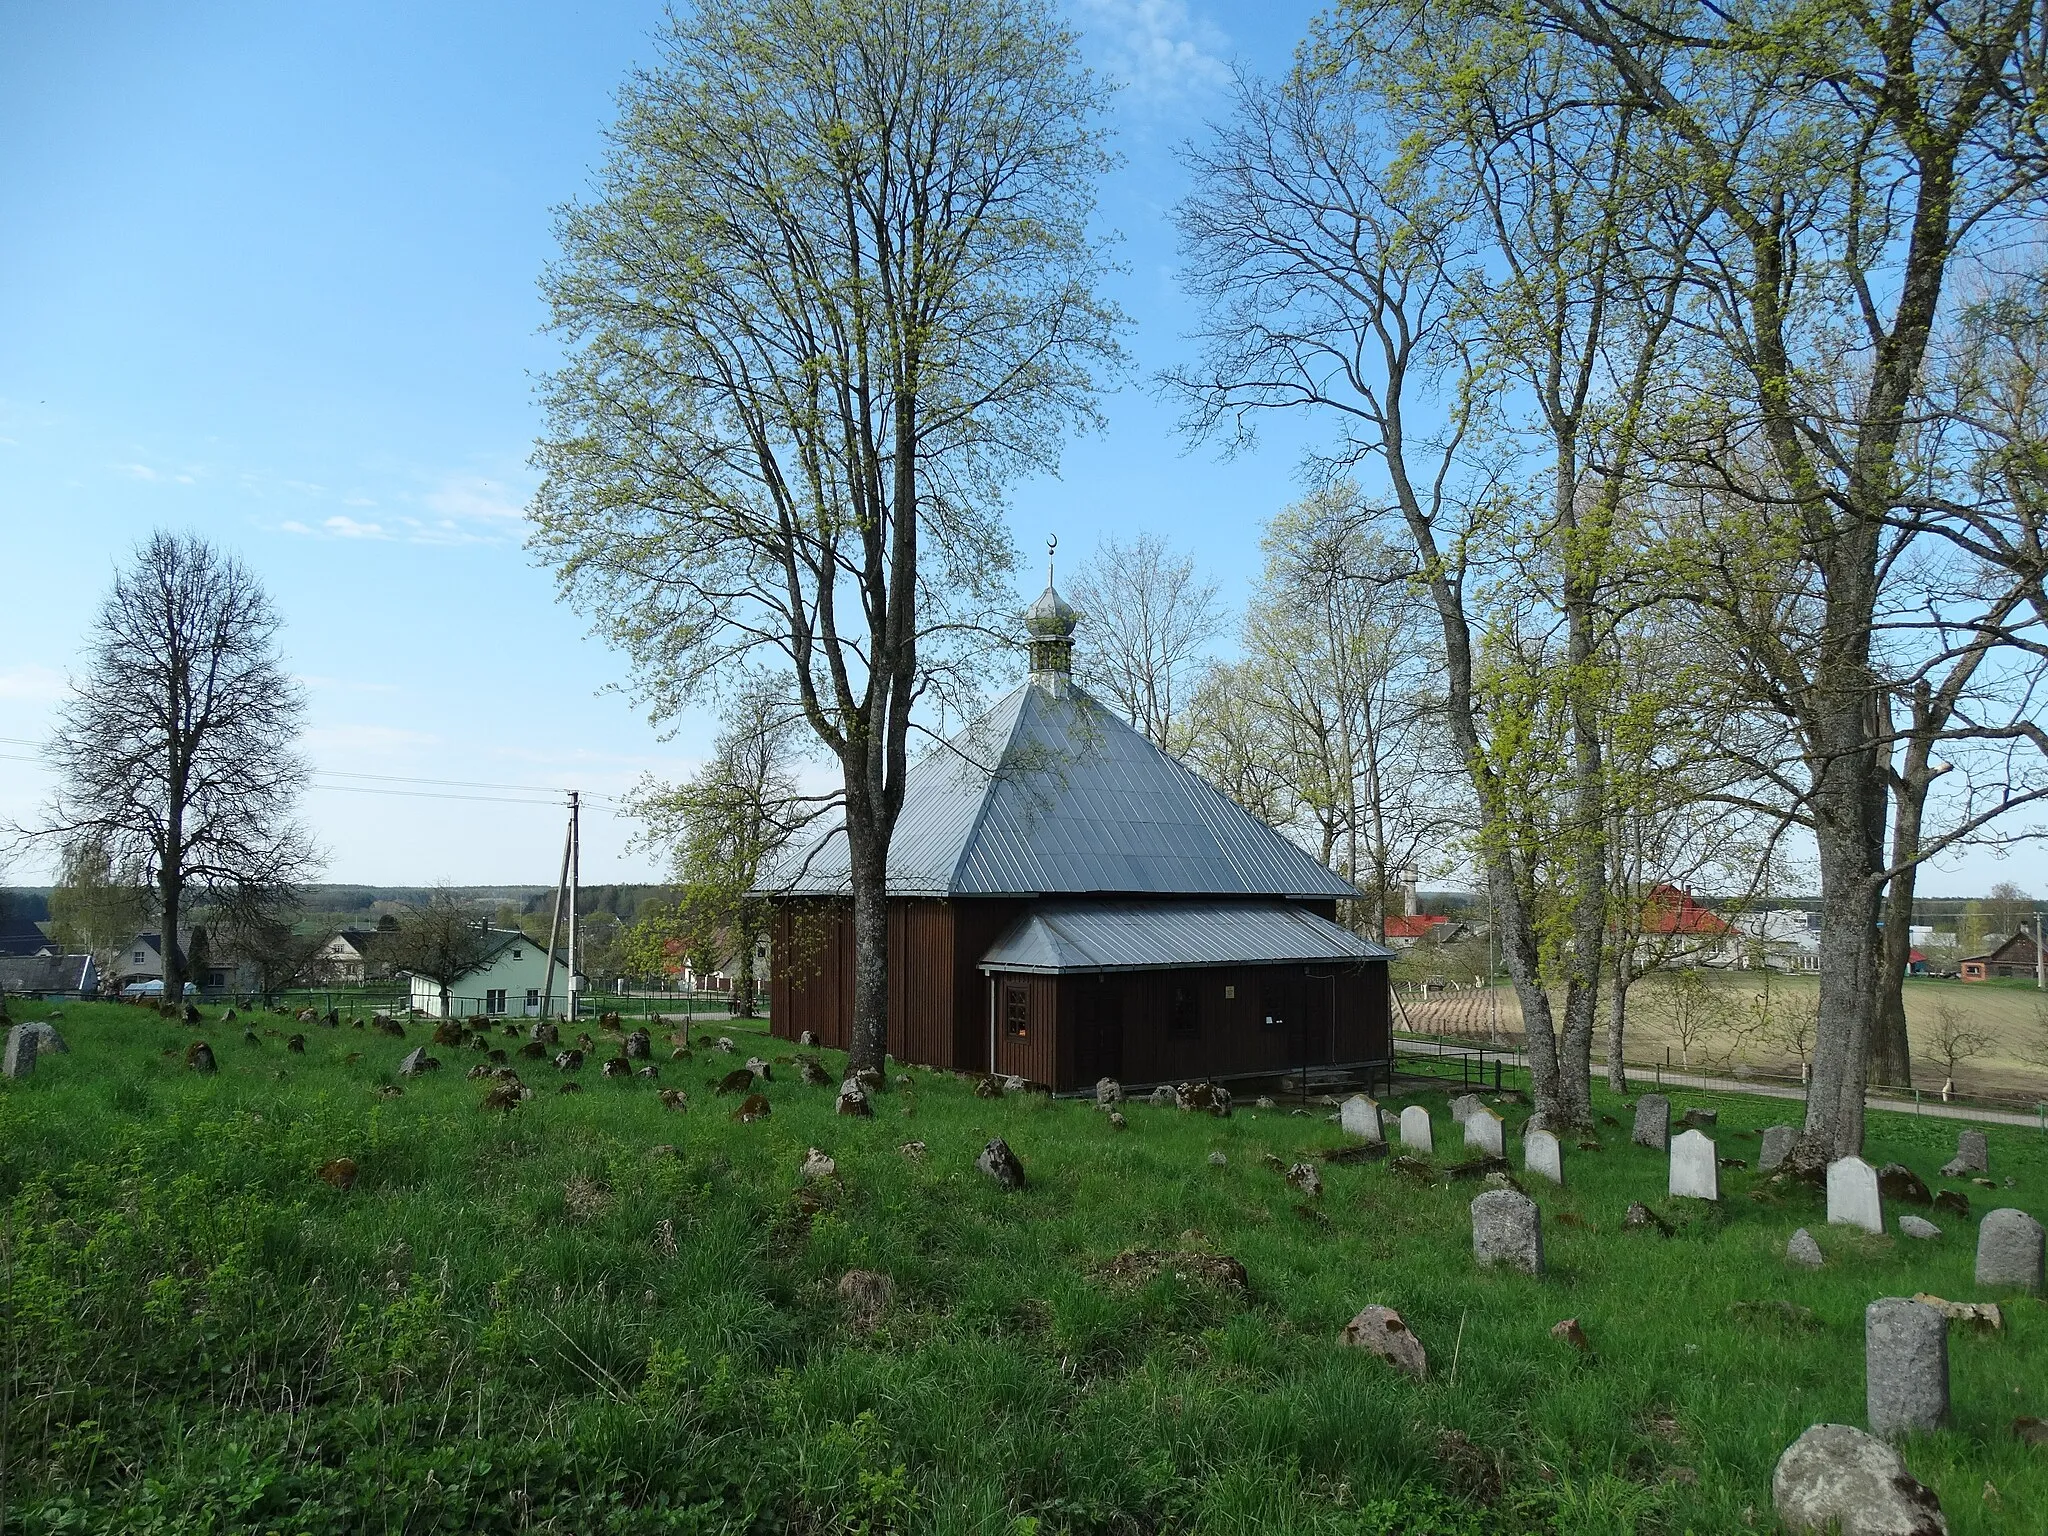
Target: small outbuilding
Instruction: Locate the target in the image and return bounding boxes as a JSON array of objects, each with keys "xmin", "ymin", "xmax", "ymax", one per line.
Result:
[
  {"xmin": 1960, "ymin": 925, "xmax": 2043, "ymax": 982},
  {"xmin": 762, "ymin": 582, "xmax": 1392, "ymax": 1091},
  {"xmin": 406, "ymin": 928, "xmax": 586, "ymax": 1018}
]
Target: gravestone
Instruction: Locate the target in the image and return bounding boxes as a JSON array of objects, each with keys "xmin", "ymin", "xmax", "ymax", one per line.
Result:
[
  {"xmin": 1940, "ymin": 1129, "xmax": 1988, "ymax": 1179},
  {"xmin": 1340, "ymin": 1095, "xmax": 1384, "ymax": 1142},
  {"xmin": 977, "ymin": 1137, "xmax": 1026, "ymax": 1190},
  {"xmin": 1669, "ymin": 1128, "xmax": 1720, "ymax": 1201},
  {"xmin": 1865, "ymin": 1297, "xmax": 1948, "ymax": 1437},
  {"xmin": 1523, "ymin": 1127, "xmax": 1564, "ymax": 1186},
  {"xmin": 2, "ymin": 1025, "xmax": 35, "ymax": 1080},
  {"xmin": 1339, "ymin": 1305, "xmax": 1428, "ymax": 1380},
  {"xmin": 1898, "ymin": 1215, "xmax": 1941, "ymax": 1241},
  {"xmin": 1827, "ymin": 1156, "xmax": 1884, "ymax": 1235},
  {"xmin": 1975, "ymin": 1208, "xmax": 2045, "ymax": 1293},
  {"xmin": 1771, "ymin": 1423, "xmax": 1948, "ymax": 1535},
  {"xmin": 1471, "ymin": 1188, "xmax": 1543, "ymax": 1275},
  {"xmin": 18, "ymin": 1022, "xmax": 66, "ymax": 1055},
  {"xmin": 1787, "ymin": 1228, "xmax": 1825, "ymax": 1269},
  {"xmin": 1463, "ymin": 1106, "xmax": 1505, "ymax": 1157},
  {"xmin": 1758, "ymin": 1125, "xmax": 1797, "ymax": 1173},
  {"xmin": 1448, "ymin": 1093, "xmax": 1483, "ymax": 1124},
  {"xmin": 1399, "ymin": 1105, "xmax": 1433, "ymax": 1154},
  {"xmin": 1632, "ymin": 1094, "xmax": 1670, "ymax": 1152}
]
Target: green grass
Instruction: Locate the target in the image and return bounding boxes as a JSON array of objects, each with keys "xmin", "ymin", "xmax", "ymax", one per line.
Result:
[{"xmin": 1, "ymin": 999, "xmax": 2045, "ymax": 1534}]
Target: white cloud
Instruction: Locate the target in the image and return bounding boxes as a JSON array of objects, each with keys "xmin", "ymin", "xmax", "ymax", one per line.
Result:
[
  {"xmin": 424, "ymin": 474, "xmax": 524, "ymax": 525},
  {"xmin": 323, "ymin": 514, "xmax": 391, "ymax": 540},
  {"xmin": 0, "ymin": 664, "xmax": 67, "ymax": 703},
  {"xmin": 1069, "ymin": 0, "xmax": 1232, "ymax": 101},
  {"xmin": 280, "ymin": 520, "xmax": 313, "ymax": 535}
]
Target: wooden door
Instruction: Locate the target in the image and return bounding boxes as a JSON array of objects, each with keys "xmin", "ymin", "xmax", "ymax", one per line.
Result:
[{"xmin": 1073, "ymin": 974, "xmax": 1123, "ymax": 1084}]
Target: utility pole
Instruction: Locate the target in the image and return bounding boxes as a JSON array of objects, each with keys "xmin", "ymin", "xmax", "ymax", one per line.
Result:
[
  {"xmin": 568, "ymin": 790, "xmax": 581, "ymax": 1024},
  {"xmin": 2036, "ymin": 910, "xmax": 2044, "ymax": 991},
  {"xmin": 539, "ymin": 813, "xmax": 572, "ymax": 1020}
]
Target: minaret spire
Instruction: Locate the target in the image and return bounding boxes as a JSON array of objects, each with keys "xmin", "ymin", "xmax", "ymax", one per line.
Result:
[{"xmin": 1024, "ymin": 534, "xmax": 1080, "ymax": 693}]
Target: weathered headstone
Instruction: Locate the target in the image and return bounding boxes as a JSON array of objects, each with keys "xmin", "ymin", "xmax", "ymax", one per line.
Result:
[
  {"xmin": 1975, "ymin": 1208, "xmax": 2045, "ymax": 1293},
  {"xmin": 1632, "ymin": 1094, "xmax": 1670, "ymax": 1152},
  {"xmin": 1759, "ymin": 1124, "xmax": 1797, "ymax": 1173},
  {"xmin": 1339, "ymin": 1305, "xmax": 1428, "ymax": 1380},
  {"xmin": 1095, "ymin": 1076, "xmax": 1122, "ymax": 1107},
  {"xmin": 1787, "ymin": 1228, "xmax": 1825, "ymax": 1269},
  {"xmin": 977, "ymin": 1137, "xmax": 1026, "ymax": 1190},
  {"xmin": 1448, "ymin": 1092, "xmax": 1483, "ymax": 1124},
  {"xmin": 1771, "ymin": 1423, "xmax": 1947, "ymax": 1535},
  {"xmin": 1898, "ymin": 1215, "xmax": 1941, "ymax": 1241},
  {"xmin": 1285, "ymin": 1162, "xmax": 1323, "ymax": 1198},
  {"xmin": 1827, "ymin": 1156, "xmax": 1885, "ymax": 1235},
  {"xmin": 1865, "ymin": 1297, "xmax": 1948, "ymax": 1437},
  {"xmin": 1669, "ymin": 1128, "xmax": 1720, "ymax": 1201},
  {"xmin": 1463, "ymin": 1106, "xmax": 1505, "ymax": 1157},
  {"xmin": 18, "ymin": 1022, "xmax": 66, "ymax": 1055},
  {"xmin": 1940, "ymin": 1129, "xmax": 1988, "ymax": 1179},
  {"xmin": 624, "ymin": 1029, "xmax": 652, "ymax": 1060},
  {"xmin": 1470, "ymin": 1188, "xmax": 1543, "ymax": 1275},
  {"xmin": 1399, "ymin": 1105, "xmax": 1433, "ymax": 1154},
  {"xmin": 1523, "ymin": 1127, "xmax": 1564, "ymax": 1186},
  {"xmin": 1679, "ymin": 1105, "xmax": 1718, "ymax": 1129},
  {"xmin": 1877, "ymin": 1164, "xmax": 1932, "ymax": 1207},
  {"xmin": 2, "ymin": 1025, "xmax": 36, "ymax": 1080},
  {"xmin": 799, "ymin": 1147, "xmax": 836, "ymax": 1182},
  {"xmin": 1340, "ymin": 1094, "xmax": 1384, "ymax": 1142}
]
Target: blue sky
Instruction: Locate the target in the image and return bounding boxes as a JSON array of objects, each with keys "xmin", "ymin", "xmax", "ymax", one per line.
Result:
[{"xmin": 0, "ymin": 1, "xmax": 2035, "ymax": 897}]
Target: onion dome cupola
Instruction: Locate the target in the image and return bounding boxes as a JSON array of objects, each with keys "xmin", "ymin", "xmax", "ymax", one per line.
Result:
[{"xmin": 1025, "ymin": 536, "xmax": 1081, "ymax": 691}]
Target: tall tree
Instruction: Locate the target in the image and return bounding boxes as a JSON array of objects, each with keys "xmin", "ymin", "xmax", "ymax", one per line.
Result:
[
  {"xmin": 1066, "ymin": 532, "xmax": 1223, "ymax": 750},
  {"xmin": 29, "ymin": 532, "xmax": 314, "ymax": 1003},
  {"xmin": 1167, "ymin": 50, "xmax": 1666, "ymax": 1127},
  {"xmin": 625, "ymin": 693, "xmax": 816, "ymax": 1018},
  {"xmin": 46, "ymin": 837, "xmax": 151, "ymax": 989},
  {"xmin": 1474, "ymin": 0, "xmax": 2048, "ymax": 1162},
  {"xmin": 530, "ymin": 0, "xmax": 1123, "ymax": 1075},
  {"xmin": 384, "ymin": 891, "xmax": 495, "ymax": 1017}
]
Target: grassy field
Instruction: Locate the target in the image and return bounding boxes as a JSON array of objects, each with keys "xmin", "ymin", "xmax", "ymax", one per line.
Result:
[
  {"xmin": 1, "ymin": 999, "xmax": 2045, "ymax": 1534},
  {"xmin": 1403, "ymin": 973, "xmax": 2048, "ymax": 1100}
]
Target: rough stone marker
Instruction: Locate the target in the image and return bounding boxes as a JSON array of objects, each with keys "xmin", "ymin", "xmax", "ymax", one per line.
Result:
[
  {"xmin": 2, "ymin": 1025, "xmax": 36, "ymax": 1080},
  {"xmin": 1865, "ymin": 1297, "xmax": 1948, "ymax": 1438},
  {"xmin": 1827, "ymin": 1156, "xmax": 1884, "ymax": 1236},
  {"xmin": 1940, "ymin": 1128, "xmax": 1987, "ymax": 1178},
  {"xmin": 1470, "ymin": 1188, "xmax": 1543, "ymax": 1276},
  {"xmin": 1758, "ymin": 1124, "xmax": 1796, "ymax": 1173},
  {"xmin": 1523, "ymin": 1127, "xmax": 1563, "ymax": 1186},
  {"xmin": 1631, "ymin": 1093, "xmax": 1670, "ymax": 1152}
]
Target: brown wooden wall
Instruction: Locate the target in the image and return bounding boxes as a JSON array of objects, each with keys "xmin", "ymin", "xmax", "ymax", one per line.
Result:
[
  {"xmin": 986, "ymin": 958, "xmax": 1390, "ymax": 1090},
  {"xmin": 771, "ymin": 896, "xmax": 1390, "ymax": 1092}
]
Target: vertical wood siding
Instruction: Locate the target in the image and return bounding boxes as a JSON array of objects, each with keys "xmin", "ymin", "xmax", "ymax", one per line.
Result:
[{"xmin": 773, "ymin": 897, "xmax": 1390, "ymax": 1091}]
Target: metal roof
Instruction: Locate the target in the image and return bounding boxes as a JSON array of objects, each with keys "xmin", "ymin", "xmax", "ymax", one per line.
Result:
[
  {"xmin": 977, "ymin": 899, "xmax": 1392, "ymax": 974},
  {"xmin": 764, "ymin": 681, "xmax": 1362, "ymax": 899}
]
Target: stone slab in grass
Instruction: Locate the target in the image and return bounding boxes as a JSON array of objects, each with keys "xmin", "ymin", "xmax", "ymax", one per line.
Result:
[
  {"xmin": 1340, "ymin": 1094, "xmax": 1383, "ymax": 1141},
  {"xmin": 1760, "ymin": 1125, "xmax": 1796, "ymax": 1172},
  {"xmin": 1865, "ymin": 1298, "xmax": 1948, "ymax": 1438},
  {"xmin": 1828, "ymin": 1157, "xmax": 1884, "ymax": 1235},
  {"xmin": 1399, "ymin": 1105, "xmax": 1432, "ymax": 1154},
  {"xmin": 1524, "ymin": 1128, "xmax": 1563, "ymax": 1185},
  {"xmin": 1941, "ymin": 1129, "xmax": 1988, "ymax": 1178},
  {"xmin": 1670, "ymin": 1129, "xmax": 1719, "ymax": 1201},
  {"xmin": 1463, "ymin": 1107, "xmax": 1504, "ymax": 1157},
  {"xmin": 1975, "ymin": 1208, "xmax": 2045, "ymax": 1293},
  {"xmin": 1771, "ymin": 1422, "xmax": 1947, "ymax": 1534},
  {"xmin": 1471, "ymin": 1188, "xmax": 1543, "ymax": 1275},
  {"xmin": 1633, "ymin": 1094, "xmax": 1670, "ymax": 1151}
]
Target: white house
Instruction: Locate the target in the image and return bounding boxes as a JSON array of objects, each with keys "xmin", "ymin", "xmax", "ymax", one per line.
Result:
[{"xmin": 406, "ymin": 928, "xmax": 587, "ymax": 1018}]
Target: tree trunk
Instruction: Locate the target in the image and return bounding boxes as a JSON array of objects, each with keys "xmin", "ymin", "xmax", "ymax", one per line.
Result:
[
  {"xmin": 1797, "ymin": 692, "xmax": 1888, "ymax": 1164},
  {"xmin": 1872, "ymin": 856, "xmax": 1919, "ymax": 1087},
  {"xmin": 1606, "ymin": 945, "xmax": 1632, "ymax": 1092},
  {"xmin": 159, "ymin": 869, "xmax": 184, "ymax": 1005},
  {"xmin": 844, "ymin": 810, "xmax": 890, "ymax": 1077}
]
